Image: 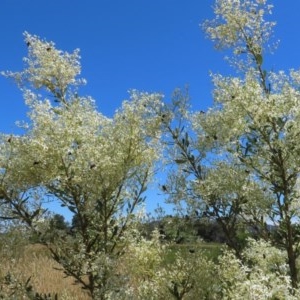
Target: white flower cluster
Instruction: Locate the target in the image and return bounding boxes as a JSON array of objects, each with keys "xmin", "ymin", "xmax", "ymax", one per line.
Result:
[
  {"xmin": 0, "ymin": 32, "xmax": 165, "ymax": 297},
  {"xmin": 218, "ymin": 239, "xmax": 299, "ymax": 299},
  {"xmin": 2, "ymin": 32, "xmax": 85, "ymax": 103},
  {"xmin": 203, "ymin": 0, "xmax": 275, "ymax": 69}
]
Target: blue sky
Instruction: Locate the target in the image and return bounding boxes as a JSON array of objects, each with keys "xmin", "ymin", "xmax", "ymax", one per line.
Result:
[{"xmin": 1, "ymin": 0, "xmax": 300, "ymax": 220}]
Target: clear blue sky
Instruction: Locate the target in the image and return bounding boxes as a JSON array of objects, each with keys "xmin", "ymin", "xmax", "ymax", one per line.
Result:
[{"xmin": 1, "ymin": 0, "xmax": 300, "ymax": 220}]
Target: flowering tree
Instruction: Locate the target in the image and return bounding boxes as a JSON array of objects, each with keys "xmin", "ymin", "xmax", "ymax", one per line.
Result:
[
  {"xmin": 163, "ymin": 0, "xmax": 300, "ymax": 289},
  {"xmin": 217, "ymin": 238, "xmax": 299, "ymax": 299},
  {"xmin": 120, "ymin": 228, "xmax": 218, "ymax": 299},
  {"xmin": 0, "ymin": 33, "xmax": 164, "ymax": 298}
]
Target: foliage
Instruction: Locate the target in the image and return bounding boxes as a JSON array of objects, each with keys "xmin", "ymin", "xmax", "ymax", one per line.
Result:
[
  {"xmin": 161, "ymin": 0, "xmax": 300, "ymax": 292},
  {"xmin": 120, "ymin": 228, "xmax": 219, "ymax": 299},
  {"xmin": 217, "ymin": 238, "xmax": 300, "ymax": 299},
  {"xmin": 0, "ymin": 33, "xmax": 164, "ymax": 299},
  {"xmin": 200, "ymin": 0, "xmax": 300, "ymax": 288},
  {"xmin": 49, "ymin": 214, "xmax": 69, "ymax": 231},
  {"xmin": 2, "ymin": 0, "xmax": 300, "ymax": 298}
]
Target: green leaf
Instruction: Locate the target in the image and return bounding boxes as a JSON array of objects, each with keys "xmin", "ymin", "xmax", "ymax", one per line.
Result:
[
  {"xmin": 256, "ymin": 54, "xmax": 263, "ymax": 66},
  {"xmin": 185, "ymin": 132, "xmax": 190, "ymax": 147},
  {"xmin": 276, "ymin": 117, "xmax": 285, "ymax": 128},
  {"xmin": 52, "ymin": 108, "xmax": 62, "ymax": 115},
  {"xmin": 263, "ymin": 70, "xmax": 267, "ymax": 79},
  {"xmin": 68, "ymin": 205, "xmax": 77, "ymax": 213},
  {"xmin": 175, "ymin": 159, "xmax": 186, "ymax": 164}
]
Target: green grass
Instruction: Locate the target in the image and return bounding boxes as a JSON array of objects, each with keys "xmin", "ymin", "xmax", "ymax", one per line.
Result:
[{"xmin": 164, "ymin": 241, "xmax": 222, "ymax": 264}]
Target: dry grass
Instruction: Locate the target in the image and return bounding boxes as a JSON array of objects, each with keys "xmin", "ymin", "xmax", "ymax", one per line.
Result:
[{"xmin": 1, "ymin": 243, "xmax": 90, "ymax": 299}]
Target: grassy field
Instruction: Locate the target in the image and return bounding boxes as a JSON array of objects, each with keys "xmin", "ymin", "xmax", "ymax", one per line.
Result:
[
  {"xmin": 166, "ymin": 241, "xmax": 222, "ymax": 263},
  {"xmin": 1, "ymin": 243, "xmax": 90, "ymax": 299},
  {"xmin": 0, "ymin": 240, "xmax": 222, "ymax": 299}
]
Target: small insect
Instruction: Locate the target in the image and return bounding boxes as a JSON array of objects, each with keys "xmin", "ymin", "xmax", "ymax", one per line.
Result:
[
  {"xmin": 161, "ymin": 114, "xmax": 167, "ymax": 123},
  {"xmin": 162, "ymin": 185, "xmax": 167, "ymax": 192}
]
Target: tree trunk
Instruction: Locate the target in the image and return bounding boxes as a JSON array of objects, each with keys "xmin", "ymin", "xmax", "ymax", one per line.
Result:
[{"xmin": 286, "ymin": 222, "xmax": 298, "ymax": 288}]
